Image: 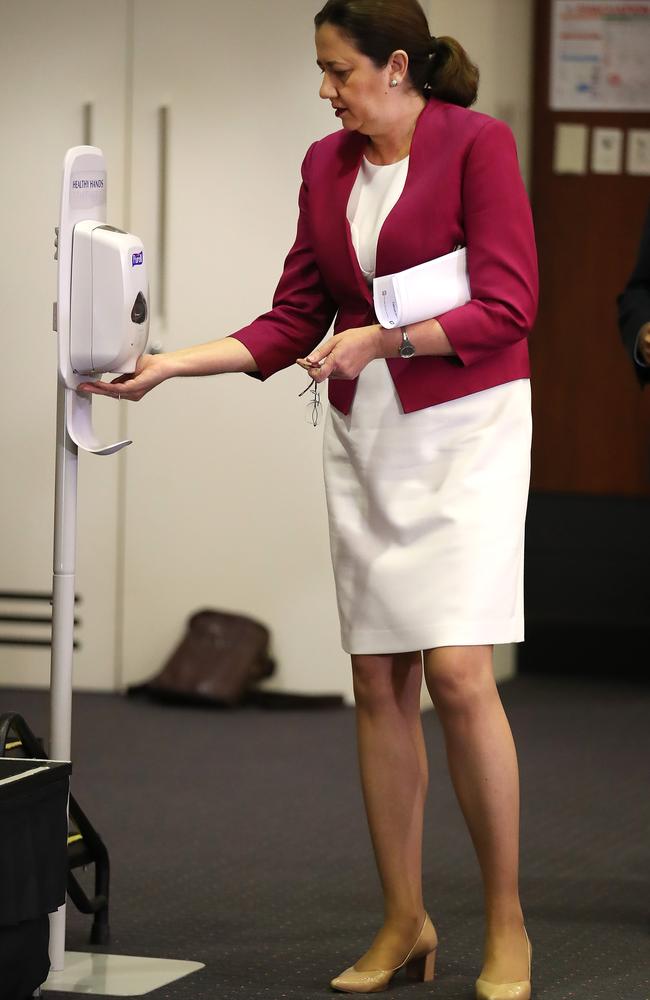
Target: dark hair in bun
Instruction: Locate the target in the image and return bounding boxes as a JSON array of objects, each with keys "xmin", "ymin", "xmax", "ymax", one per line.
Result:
[{"xmin": 315, "ymin": 0, "xmax": 479, "ymax": 108}]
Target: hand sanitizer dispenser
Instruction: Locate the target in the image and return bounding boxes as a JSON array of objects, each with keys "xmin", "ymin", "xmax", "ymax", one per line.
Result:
[
  {"xmin": 70, "ymin": 221, "xmax": 149, "ymax": 375},
  {"xmin": 56, "ymin": 146, "xmax": 150, "ymax": 454}
]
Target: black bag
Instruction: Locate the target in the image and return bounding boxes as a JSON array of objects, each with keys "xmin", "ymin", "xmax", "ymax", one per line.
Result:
[
  {"xmin": 0, "ymin": 914, "xmax": 50, "ymax": 1000},
  {"xmin": 131, "ymin": 609, "xmax": 275, "ymax": 706}
]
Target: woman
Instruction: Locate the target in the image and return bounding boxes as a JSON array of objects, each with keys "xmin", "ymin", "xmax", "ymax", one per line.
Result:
[{"xmin": 81, "ymin": 2, "xmax": 538, "ymax": 997}]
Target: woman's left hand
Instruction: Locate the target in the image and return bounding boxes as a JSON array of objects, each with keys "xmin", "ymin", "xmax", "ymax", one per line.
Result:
[{"xmin": 297, "ymin": 324, "xmax": 384, "ymax": 383}]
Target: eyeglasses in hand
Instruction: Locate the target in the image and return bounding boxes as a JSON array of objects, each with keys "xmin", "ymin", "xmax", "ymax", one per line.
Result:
[{"xmin": 298, "ymin": 378, "xmax": 323, "ymax": 427}]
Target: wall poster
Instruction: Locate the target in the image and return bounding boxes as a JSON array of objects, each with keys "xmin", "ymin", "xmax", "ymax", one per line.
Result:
[{"xmin": 551, "ymin": 2, "xmax": 650, "ymax": 111}]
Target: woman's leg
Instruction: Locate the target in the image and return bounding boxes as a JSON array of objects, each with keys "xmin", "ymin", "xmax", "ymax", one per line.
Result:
[
  {"xmin": 350, "ymin": 650, "xmax": 429, "ymax": 971},
  {"xmin": 423, "ymin": 645, "xmax": 529, "ymax": 984}
]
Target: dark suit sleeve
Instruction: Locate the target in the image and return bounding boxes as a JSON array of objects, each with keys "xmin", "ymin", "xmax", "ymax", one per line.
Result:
[
  {"xmin": 229, "ymin": 142, "xmax": 337, "ymax": 380},
  {"xmin": 617, "ymin": 201, "xmax": 650, "ymax": 386}
]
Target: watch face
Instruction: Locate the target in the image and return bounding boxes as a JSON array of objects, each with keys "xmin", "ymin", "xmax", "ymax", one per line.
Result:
[{"xmin": 399, "ymin": 343, "xmax": 416, "ymax": 358}]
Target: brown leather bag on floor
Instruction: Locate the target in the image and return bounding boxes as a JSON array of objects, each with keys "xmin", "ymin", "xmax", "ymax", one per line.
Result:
[{"xmin": 131, "ymin": 609, "xmax": 275, "ymax": 706}]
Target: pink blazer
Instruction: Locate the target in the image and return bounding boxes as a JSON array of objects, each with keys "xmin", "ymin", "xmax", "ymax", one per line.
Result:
[{"xmin": 231, "ymin": 97, "xmax": 538, "ymax": 415}]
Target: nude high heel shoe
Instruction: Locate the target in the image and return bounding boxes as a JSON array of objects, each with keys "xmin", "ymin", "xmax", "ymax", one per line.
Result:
[
  {"xmin": 330, "ymin": 913, "xmax": 438, "ymax": 994},
  {"xmin": 475, "ymin": 926, "xmax": 532, "ymax": 1000}
]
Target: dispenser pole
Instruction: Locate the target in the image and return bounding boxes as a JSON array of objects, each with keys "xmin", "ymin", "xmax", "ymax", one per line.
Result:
[{"xmin": 48, "ymin": 380, "xmax": 78, "ymax": 970}]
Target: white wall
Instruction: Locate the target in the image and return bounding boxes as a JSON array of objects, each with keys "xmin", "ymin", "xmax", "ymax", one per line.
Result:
[
  {"xmin": 427, "ymin": 0, "xmax": 535, "ymax": 187},
  {"xmin": 120, "ymin": 0, "xmax": 534, "ymax": 701},
  {"xmin": 0, "ymin": 0, "xmax": 534, "ymax": 701},
  {"xmin": 0, "ymin": 1, "xmax": 130, "ymax": 690},
  {"xmin": 116, "ymin": 0, "xmax": 353, "ymax": 700}
]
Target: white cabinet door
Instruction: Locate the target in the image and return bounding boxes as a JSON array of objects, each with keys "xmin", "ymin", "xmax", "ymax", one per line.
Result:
[
  {"xmin": 121, "ymin": 0, "xmax": 354, "ymax": 698},
  {"xmin": 0, "ymin": 1, "xmax": 129, "ymax": 691}
]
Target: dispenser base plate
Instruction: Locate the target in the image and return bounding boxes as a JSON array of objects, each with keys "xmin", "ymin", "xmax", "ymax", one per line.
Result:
[{"xmin": 43, "ymin": 951, "xmax": 205, "ymax": 996}]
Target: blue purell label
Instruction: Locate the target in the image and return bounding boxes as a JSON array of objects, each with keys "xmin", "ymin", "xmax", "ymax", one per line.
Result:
[
  {"xmin": 70, "ymin": 171, "xmax": 107, "ymax": 209},
  {"xmin": 132, "ymin": 250, "xmax": 144, "ymax": 266}
]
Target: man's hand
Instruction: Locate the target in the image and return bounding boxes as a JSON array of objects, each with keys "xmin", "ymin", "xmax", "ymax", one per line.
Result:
[
  {"xmin": 297, "ymin": 325, "xmax": 385, "ymax": 383},
  {"xmin": 639, "ymin": 322, "xmax": 650, "ymax": 366}
]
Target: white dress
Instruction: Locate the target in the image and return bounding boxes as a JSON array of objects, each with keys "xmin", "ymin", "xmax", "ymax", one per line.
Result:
[{"xmin": 322, "ymin": 154, "xmax": 532, "ymax": 656}]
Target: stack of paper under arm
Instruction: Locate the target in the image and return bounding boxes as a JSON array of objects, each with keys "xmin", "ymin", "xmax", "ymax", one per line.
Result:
[{"xmin": 373, "ymin": 247, "xmax": 470, "ymax": 329}]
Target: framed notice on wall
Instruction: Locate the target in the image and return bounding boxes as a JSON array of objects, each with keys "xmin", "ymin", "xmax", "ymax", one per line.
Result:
[{"xmin": 551, "ymin": 1, "xmax": 650, "ymax": 111}]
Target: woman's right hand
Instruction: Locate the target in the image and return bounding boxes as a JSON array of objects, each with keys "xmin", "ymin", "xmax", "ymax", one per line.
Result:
[{"xmin": 77, "ymin": 352, "xmax": 173, "ymax": 402}]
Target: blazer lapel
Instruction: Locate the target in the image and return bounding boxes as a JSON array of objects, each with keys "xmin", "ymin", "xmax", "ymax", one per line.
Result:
[
  {"xmin": 331, "ymin": 100, "xmax": 444, "ymax": 309},
  {"xmin": 329, "ymin": 101, "xmax": 444, "ymax": 413},
  {"xmin": 375, "ymin": 99, "xmax": 442, "ymax": 279},
  {"xmin": 330, "ymin": 131, "xmax": 373, "ymax": 308}
]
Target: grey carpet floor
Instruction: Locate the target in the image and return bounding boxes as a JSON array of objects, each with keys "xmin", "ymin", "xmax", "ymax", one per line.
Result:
[{"xmin": 1, "ymin": 675, "xmax": 648, "ymax": 1000}]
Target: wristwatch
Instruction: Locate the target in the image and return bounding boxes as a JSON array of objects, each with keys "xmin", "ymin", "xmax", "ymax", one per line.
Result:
[{"xmin": 399, "ymin": 326, "xmax": 416, "ymax": 359}]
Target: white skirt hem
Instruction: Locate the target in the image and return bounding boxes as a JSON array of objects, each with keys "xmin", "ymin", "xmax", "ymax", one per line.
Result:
[
  {"xmin": 341, "ymin": 617, "xmax": 525, "ymax": 656},
  {"xmin": 323, "ymin": 368, "xmax": 531, "ymax": 658}
]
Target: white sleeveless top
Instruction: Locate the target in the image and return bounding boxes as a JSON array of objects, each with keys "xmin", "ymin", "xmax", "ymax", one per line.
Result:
[{"xmin": 346, "ymin": 155, "xmax": 409, "ymax": 284}]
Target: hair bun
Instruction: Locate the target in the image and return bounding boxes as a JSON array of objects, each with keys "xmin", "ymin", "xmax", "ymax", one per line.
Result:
[{"xmin": 314, "ymin": 2, "xmax": 478, "ymax": 109}]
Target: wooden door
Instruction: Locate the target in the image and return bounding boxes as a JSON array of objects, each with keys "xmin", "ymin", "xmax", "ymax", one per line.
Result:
[
  {"xmin": 522, "ymin": 0, "xmax": 650, "ymax": 680},
  {"xmin": 530, "ymin": 0, "xmax": 650, "ymax": 496}
]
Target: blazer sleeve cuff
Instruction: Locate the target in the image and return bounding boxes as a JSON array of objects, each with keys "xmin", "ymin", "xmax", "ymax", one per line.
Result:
[{"xmin": 230, "ymin": 327, "xmax": 276, "ymax": 381}]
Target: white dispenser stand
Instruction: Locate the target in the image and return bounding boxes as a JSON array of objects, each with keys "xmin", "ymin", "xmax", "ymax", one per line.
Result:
[
  {"xmin": 49, "ymin": 146, "xmax": 147, "ymax": 969},
  {"xmin": 46, "ymin": 146, "xmax": 203, "ymax": 996}
]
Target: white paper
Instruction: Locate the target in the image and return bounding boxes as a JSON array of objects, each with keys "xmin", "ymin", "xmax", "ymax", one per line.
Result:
[
  {"xmin": 554, "ymin": 123, "xmax": 589, "ymax": 174},
  {"xmin": 591, "ymin": 127, "xmax": 623, "ymax": 173},
  {"xmin": 373, "ymin": 248, "xmax": 470, "ymax": 329},
  {"xmin": 551, "ymin": 1, "xmax": 650, "ymax": 112},
  {"xmin": 627, "ymin": 129, "xmax": 650, "ymax": 175}
]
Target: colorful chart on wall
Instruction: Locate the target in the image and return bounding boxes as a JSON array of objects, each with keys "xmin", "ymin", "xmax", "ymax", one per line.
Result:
[{"xmin": 550, "ymin": 1, "xmax": 650, "ymax": 111}]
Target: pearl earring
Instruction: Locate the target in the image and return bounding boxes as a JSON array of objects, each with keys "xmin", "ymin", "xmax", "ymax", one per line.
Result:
[{"xmin": 390, "ymin": 79, "xmax": 398, "ymax": 88}]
